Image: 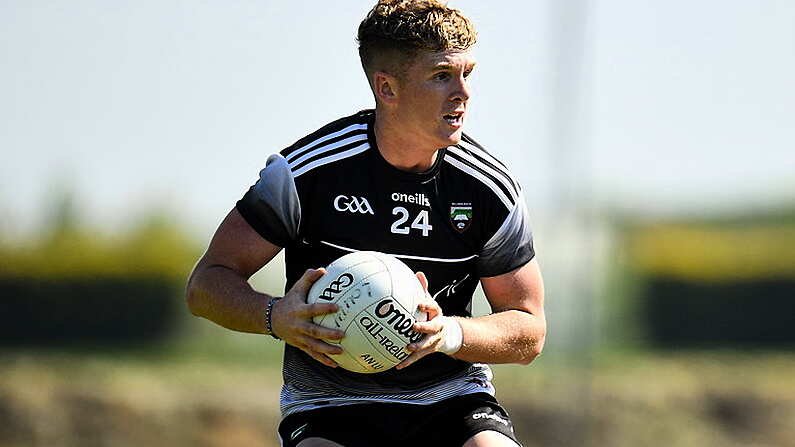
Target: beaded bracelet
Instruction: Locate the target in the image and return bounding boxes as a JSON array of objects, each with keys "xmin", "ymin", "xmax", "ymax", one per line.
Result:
[{"xmin": 264, "ymin": 297, "xmax": 282, "ymax": 339}]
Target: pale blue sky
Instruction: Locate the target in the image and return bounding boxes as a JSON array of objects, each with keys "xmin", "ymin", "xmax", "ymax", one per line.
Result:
[{"xmin": 2, "ymin": 0, "xmax": 793, "ymax": 238}]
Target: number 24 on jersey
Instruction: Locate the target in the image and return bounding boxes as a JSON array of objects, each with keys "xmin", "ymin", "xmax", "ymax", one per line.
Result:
[{"xmin": 391, "ymin": 207, "xmax": 433, "ymax": 237}]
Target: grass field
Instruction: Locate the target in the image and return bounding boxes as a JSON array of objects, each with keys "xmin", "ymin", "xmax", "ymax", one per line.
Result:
[{"xmin": 1, "ymin": 325, "xmax": 793, "ymax": 447}]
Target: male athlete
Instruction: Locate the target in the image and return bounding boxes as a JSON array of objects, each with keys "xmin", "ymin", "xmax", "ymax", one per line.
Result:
[{"xmin": 187, "ymin": 1, "xmax": 546, "ymax": 446}]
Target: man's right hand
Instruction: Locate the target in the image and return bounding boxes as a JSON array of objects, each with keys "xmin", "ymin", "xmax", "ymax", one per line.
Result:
[{"xmin": 270, "ymin": 268, "xmax": 346, "ymax": 368}]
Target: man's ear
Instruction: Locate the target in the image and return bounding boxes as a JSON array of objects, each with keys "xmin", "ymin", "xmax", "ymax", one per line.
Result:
[{"xmin": 373, "ymin": 71, "xmax": 399, "ymax": 104}]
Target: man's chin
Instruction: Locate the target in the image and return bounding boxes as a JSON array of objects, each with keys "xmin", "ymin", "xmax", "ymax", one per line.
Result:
[{"xmin": 443, "ymin": 130, "xmax": 464, "ymax": 146}]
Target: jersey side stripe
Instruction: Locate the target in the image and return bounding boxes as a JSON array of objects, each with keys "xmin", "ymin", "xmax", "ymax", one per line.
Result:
[
  {"xmin": 292, "ymin": 143, "xmax": 370, "ymax": 177},
  {"xmin": 445, "ymin": 151, "xmax": 515, "ymax": 203},
  {"xmin": 287, "ymin": 133, "xmax": 368, "ymax": 169},
  {"xmin": 448, "ymin": 146, "xmax": 519, "ymax": 200},
  {"xmin": 461, "ymin": 134, "xmax": 509, "ymax": 170},
  {"xmin": 286, "ymin": 129, "xmax": 368, "ymax": 166},
  {"xmin": 457, "ymin": 140, "xmax": 521, "ymax": 194},
  {"xmin": 290, "ymin": 140, "xmax": 369, "ymax": 175},
  {"xmin": 284, "ymin": 123, "xmax": 368, "ymax": 164},
  {"xmin": 319, "ymin": 240, "xmax": 478, "ymax": 263},
  {"xmin": 444, "ymin": 155, "xmax": 514, "ymax": 210}
]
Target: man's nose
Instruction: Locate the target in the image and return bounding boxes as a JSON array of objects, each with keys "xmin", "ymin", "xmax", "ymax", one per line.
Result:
[{"xmin": 451, "ymin": 76, "xmax": 471, "ymax": 102}]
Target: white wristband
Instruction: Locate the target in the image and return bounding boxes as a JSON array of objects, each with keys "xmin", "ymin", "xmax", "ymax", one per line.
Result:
[{"xmin": 438, "ymin": 316, "xmax": 463, "ymax": 355}]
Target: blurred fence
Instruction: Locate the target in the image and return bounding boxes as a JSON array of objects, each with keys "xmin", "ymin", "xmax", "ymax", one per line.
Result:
[
  {"xmin": 610, "ymin": 208, "xmax": 795, "ymax": 349},
  {"xmin": 0, "ymin": 213, "xmax": 199, "ymax": 346},
  {"xmin": 0, "ymin": 276, "xmax": 180, "ymax": 344}
]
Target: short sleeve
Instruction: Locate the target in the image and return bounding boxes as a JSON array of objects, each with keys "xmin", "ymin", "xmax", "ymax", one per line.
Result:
[
  {"xmin": 236, "ymin": 154, "xmax": 301, "ymax": 248},
  {"xmin": 476, "ymin": 191, "xmax": 535, "ymax": 277}
]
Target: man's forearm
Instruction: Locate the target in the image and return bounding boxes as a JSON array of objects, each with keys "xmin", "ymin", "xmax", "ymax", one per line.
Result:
[
  {"xmin": 186, "ymin": 264, "xmax": 274, "ymax": 335},
  {"xmin": 452, "ymin": 310, "xmax": 545, "ymax": 365}
]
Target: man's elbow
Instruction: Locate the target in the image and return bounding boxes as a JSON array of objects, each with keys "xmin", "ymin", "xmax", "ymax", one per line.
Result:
[
  {"xmin": 514, "ymin": 310, "xmax": 545, "ymax": 365},
  {"xmin": 185, "ymin": 289, "xmax": 200, "ymax": 317},
  {"xmin": 517, "ymin": 325, "xmax": 546, "ymax": 365},
  {"xmin": 184, "ymin": 270, "xmax": 205, "ymax": 317}
]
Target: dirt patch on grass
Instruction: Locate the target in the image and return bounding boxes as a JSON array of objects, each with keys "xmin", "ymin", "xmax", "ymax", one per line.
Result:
[{"xmin": 1, "ymin": 351, "xmax": 793, "ymax": 447}]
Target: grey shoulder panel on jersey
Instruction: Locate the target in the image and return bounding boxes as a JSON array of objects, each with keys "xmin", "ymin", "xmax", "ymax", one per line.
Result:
[
  {"xmin": 477, "ymin": 191, "xmax": 535, "ymax": 277},
  {"xmin": 236, "ymin": 154, "xmax": 301, "ymax": 247}
]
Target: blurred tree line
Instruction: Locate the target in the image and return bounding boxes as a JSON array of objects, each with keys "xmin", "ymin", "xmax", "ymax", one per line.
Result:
[{"xmin": 0, "ymin": 192, "xmax": 201, "ymax": 345}]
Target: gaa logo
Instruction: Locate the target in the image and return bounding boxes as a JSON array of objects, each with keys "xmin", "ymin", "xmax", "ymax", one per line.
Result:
[
  {"xmin": 318, "ymin": 273, "xmax": 354, "ymax": 301},
  {"xmin": 334, "ymin": 195, "xmax": 375, "ymax": 215}
]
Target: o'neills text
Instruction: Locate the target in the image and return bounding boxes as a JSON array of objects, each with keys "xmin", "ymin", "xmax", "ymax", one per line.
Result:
[
  {"xmin": 391, "ymin": 192, "xmax": 430, "ymax": 208},
  {"xmin": 374, "ymin": 299, "xmax": 424, "ymax": 344}
]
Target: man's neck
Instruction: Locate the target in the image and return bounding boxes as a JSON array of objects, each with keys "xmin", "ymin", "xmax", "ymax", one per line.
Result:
[{"xmin": 373, "ymin": 109, "xmax": 439, "ymax": 174}]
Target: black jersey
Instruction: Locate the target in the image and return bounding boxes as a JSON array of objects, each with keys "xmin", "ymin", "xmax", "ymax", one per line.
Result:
[{"xmin": 237, "ymin": 110, "xmax": 534, "ymax": 416}]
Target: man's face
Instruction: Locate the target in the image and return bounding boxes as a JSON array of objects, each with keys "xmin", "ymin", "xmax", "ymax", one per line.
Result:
[{"xmin": 392, "ymin": 49, "xmax": 476, "ymax": 150}]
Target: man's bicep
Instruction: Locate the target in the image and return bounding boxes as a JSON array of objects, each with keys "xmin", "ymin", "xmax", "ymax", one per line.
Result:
[
  {"xmin": 199, "ymin": 208, "xmax": 283, "ymax": 279},
  {"xmin": 480, "ymin": 258, "xmax": 544, "ymax": 316}
]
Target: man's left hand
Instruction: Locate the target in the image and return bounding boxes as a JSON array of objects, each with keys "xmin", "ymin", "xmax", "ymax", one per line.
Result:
[{"xmin": 396, "ymin": 272, "xmax": 462, "ymax": 370}]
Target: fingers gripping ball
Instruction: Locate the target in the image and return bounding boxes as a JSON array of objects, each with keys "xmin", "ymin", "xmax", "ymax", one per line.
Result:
[{"xmin": 307, "ymin": 251, "xmax": 428, "ymax": 373}]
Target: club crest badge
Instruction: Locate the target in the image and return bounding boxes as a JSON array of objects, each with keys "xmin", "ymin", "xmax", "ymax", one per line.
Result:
[{"xmin": 450, "ymin": 203, "xmax": 473, "ymax": 233}]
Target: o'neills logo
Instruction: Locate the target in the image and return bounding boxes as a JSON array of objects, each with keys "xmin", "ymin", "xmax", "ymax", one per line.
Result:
[
  {"xmin": 391, "ymin": 192, "xmax": 430, "ymax": 208},
  {"xmin": 374, "ymin": 299, "xmax": 423, "ymax": 344},
  {"xmin": 472, "ymin": 412, "xmax": 510, "ymax": 426}
]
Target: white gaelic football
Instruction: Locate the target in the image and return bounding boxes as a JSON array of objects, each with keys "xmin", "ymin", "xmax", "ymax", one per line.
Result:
[{"xmin": 307, "ymin": 251, "xmax": 428, "ymax": 373}]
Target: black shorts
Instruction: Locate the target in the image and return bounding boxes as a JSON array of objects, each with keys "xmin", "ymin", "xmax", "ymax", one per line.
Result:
[{"xmin": 277, "ymin": 393, "xmax": 521, "ymax": 447}]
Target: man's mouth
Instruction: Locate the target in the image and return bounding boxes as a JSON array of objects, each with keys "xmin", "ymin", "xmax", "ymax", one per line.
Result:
[{"xmin": 443, "ymin": 111, "xmax": 464, "ymax": 127}]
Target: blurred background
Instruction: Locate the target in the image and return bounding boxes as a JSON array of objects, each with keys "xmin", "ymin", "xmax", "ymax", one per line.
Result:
[{"xmin": 1, "ymin": 1, "xmax": 793, "ymax": 446}]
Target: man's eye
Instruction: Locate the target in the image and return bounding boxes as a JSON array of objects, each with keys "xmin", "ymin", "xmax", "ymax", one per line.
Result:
[
  {"xmin": 464, "ymin": 70, "xmax": 474, "ymax": 79},
  {"xmin": 434, "ymin": 72, "xmax": 450, "ymax": 81}
]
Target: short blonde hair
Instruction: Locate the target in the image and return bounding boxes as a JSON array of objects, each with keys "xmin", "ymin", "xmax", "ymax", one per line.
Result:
[{"xmin": 357, "ymin": 0, "xmax": 477, "ymax": 80}]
